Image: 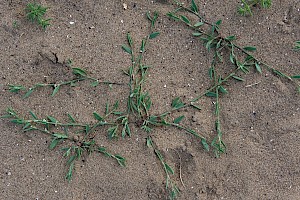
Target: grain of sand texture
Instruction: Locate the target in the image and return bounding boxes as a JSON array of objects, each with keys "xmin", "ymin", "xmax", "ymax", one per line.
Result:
[{"xmin": 0, "ymin": 1, "xmax": 300, "ymax": 200}]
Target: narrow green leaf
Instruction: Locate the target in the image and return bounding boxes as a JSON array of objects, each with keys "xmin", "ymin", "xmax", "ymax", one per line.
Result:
[
  {"xmin": 125, "ymin": 124, "xmax": 131, "ymax": 137},
  {"xmin": 191, "ymin": 0, "xmax": 199, "ymax": 13},
  {"xmin": 91, "ymin": 81, "xmax": 99, "ymax": 87},
  {"xmin": 47, "ymin": 116, "xmax": 58, "ymax": 123},
  {"xmin": 243, "ymin": 46, "xmax": 257, "ymax": 52},
  {"xmin": 105, "ymin": 102, "xmax": 109, "ymax": 114},
  {"xmin": 273, "ymin": 69, "xmax": 289, "ymax": 78},
  {"xmin": 67, "ymin": 113, "xmax": 76, "ymax": 123},
  {"xmin": 108, "ymin": 126, "xmax": 118, "ymax": 139},
  {"xmin": 205, "ymin": 39, "xmax": 214, "ymax": 50},
  {"xmin": 216, "ymin": 51, "xmax": 223, "ymax": 62},
  {"xmin": 154, "ymin": 149, "xmax": 163, "ymax": 161},
  {"xmin": 219, "ymin": 86, "xmax": 228, "ymax": 94},
  {"xmin": 29, "ymin": 111, "xmax": 38, "ymax": 119},
  {"xmin": 291, "ymin": 75, "xmax": 300, "ymax": 79},
  {"xmin": 166, "ymin": 12, "xmax": 180, "ymax": 21},
  {"xmin": 8, "ymin": 85, "xmax": 25, "ymax": 93},
  {"xmin": 115, "ymin": 155, "xmax": 126, "ymax": 167},
  {"xmin": 51, "ymin": 85, "xmax": 60, "ymax": 96},
  {"xmin": 205, "ymin": 91, "xmax": 217, "ymax": 97},
  {"xmin": 146, "ymin": 11, "xmax": 152, "ymax": 21},
  {"xmin": 67, "ymin": 155, "xmax": 76, "ymax": 165},
  {"xmin": 66, "ymin": 162, "xmax": 74, "ymax": 182},
  {"xmin": 171, "ymin": 97, "xmax": 185, "ymax": 109},
  {"xmin": 49, "ymin": 138, "xmax": 59, "ymax": 149},
  {"xmin": 229, "ymin": 52, "xmax": 235, "ymax": 64},
  {"xmin": 146, "ymin": 136, "xmax": 153, "ymax": 148},
  {"xmin": 201, "ymin": 138, "xmax": 209, "ymax": 151},
  {"xmin": 113, "ymin": 100, "xmax": 119, "ymax": 109},
  {"xmin": 194, "ymin": 21, "xmax": 204, "ymax": 27},
  {"xmin": 225, "ymin": 35, "xmax": 236, "ymax": 41},
  {"xmin": 173, "ymin": 115, "xmax": 184, "ymax": 124},
  {"xmin": 121, "ymin": 125, "xmax": 126, "ymax": 138},
  {"xmin": 149, "ymin": 32, "xmax": 160, "ymax": 39},
  {"xmin": 53, "ymin": 133, "xmax": 68, "ymax": 139},
  {"xmin": 190, "ymin": 104, "xmax": 201, "ymax": 110},
  {"xmin": 121, "ymin": 44, "xmax": 132, "ymax": 54},
  {"xmin": 140, "ymin": 39, "xmax": 145, "ymax": 53},
  {"xmin": 232, "ymin": 75, "xmax": 244, "ymax": 81},
  {"xmin": 22, "ymin": 123, "xmax": 31, "ymax": 130},
  {"xmin": 72, "ymin": 68, "xmax": 87, "ymax": 76},
  {"xmin": 127, "ymin": 32, "xmax": 133, "ymax": 47},
  {"xmin": 165, "ymin": 163, "xmax": 174, "ymax": 175},
  {"xmin": 209, "ymin": 67, "xmax": 214, "ymax": 79},
  {"xmin": 23, "ymin": 88, "xmax": 34, "ymax": 98},
  {"xmin": 180, "ymin": 15, "xmax": 190, "ymax": 24},
  {"xmin": 192, "ymin": 32, "xmax": 202, "ymax": 36},
  {"xmin": 215, "ymin": 19, "xmax": 222, "ymax": 25},
  {"xmin": 255, "ymin": 62, "xmax": 262, "ymax": 73},
  {"xmin": 93, "ymin": 112, "xmax": 104, "ymax": 121}
]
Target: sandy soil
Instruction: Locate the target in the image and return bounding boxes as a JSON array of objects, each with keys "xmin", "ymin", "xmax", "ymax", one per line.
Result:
[{"xmin": 1, "ymin": 0, "xmax": 300, "ymax": 199}]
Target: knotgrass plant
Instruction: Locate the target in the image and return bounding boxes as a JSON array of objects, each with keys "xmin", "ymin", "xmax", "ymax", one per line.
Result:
[
  {"xmin": 167, "ymin": 0, "xmax": 300, "ymax": 157},
  {"xmin": 2, "ymin": 1, "xmax": 300, "ymax": 199}
]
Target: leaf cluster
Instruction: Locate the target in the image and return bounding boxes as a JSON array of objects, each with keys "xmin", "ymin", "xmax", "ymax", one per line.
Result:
[
  {"xmin": 238, "ymin": 0, "xmax": 272, "ymax": 16},
  {"xmin": 25, "ymin": 2, "xmax": 52, "ymax": 29}
]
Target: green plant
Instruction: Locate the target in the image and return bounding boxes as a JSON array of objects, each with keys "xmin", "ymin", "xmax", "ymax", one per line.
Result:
[
  {"xmin": 238, "ymin": 0, "xmax": 272, "ymax": 16},
  {"xmin": 167, "ymin": 0, "xmax": 299, "ymax": 157},
  {"xmin": 295, "ymin": 41, "xmax": 300, "ymax": 51},
  {"xmin": 25, "ymin": 2, "xmax": 51, "ymax": 29},
  {"xmin": 1, "ymin": 108, "xmax": 125, "ymax": 181},
  {"xmin": 2, "ymin": 2, "xmax": 300, "ymax": 199},
  {"xmin": 12, "ymin": 20, "xmax": 19, "ymax": 28},
  {"xmin": 8, "ymin": 65, "xmax": 123, "ymax": 98}
]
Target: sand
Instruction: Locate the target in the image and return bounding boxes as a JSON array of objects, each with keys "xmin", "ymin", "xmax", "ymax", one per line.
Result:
[{"xmin": 0, "ymin": 0, "xmax": 300, "ymax": 199}]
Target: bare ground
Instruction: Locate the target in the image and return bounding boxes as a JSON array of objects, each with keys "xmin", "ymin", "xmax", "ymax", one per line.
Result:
[{"xmin": 0, "ymin": 0, "xmax": 300, "ymax": 200}]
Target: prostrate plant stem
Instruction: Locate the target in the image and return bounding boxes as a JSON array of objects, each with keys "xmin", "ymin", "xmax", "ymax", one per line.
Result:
[
  {"xmin": 8, "ymin": 67, "xmax": 124, "ymax": 98},
  {"xmin": 0, "ymin": 108, "xmax": 125, "ymax": 181},
  {"xmin": 166, "ymin": 0, "xmax": 300, "ymax": 157}
]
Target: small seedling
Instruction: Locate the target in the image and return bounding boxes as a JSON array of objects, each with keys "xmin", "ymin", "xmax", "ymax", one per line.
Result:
[
  {"xmin": 25, "ymin": 2, "xmax": 51, "ymax": 29},
  {"xmin": 12, "ymin": 20, "xmax": 19, "ymax": 28},
  {"xmin": 238, "ymin": 0, "xmax": 272, "ymax": 16}
]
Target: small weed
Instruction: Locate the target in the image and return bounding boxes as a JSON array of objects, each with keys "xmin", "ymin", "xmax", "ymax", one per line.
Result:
[
  {"xmin": 25, "ymin": 2, "xmax": 51, "ymax": 29},
  {"xmin": 238, "ymin": 0, "xmax": 272, "ymax": 16},
  {"xmin": 12, "ymin": 20, "xmax": 19, "ymax": 28}
]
